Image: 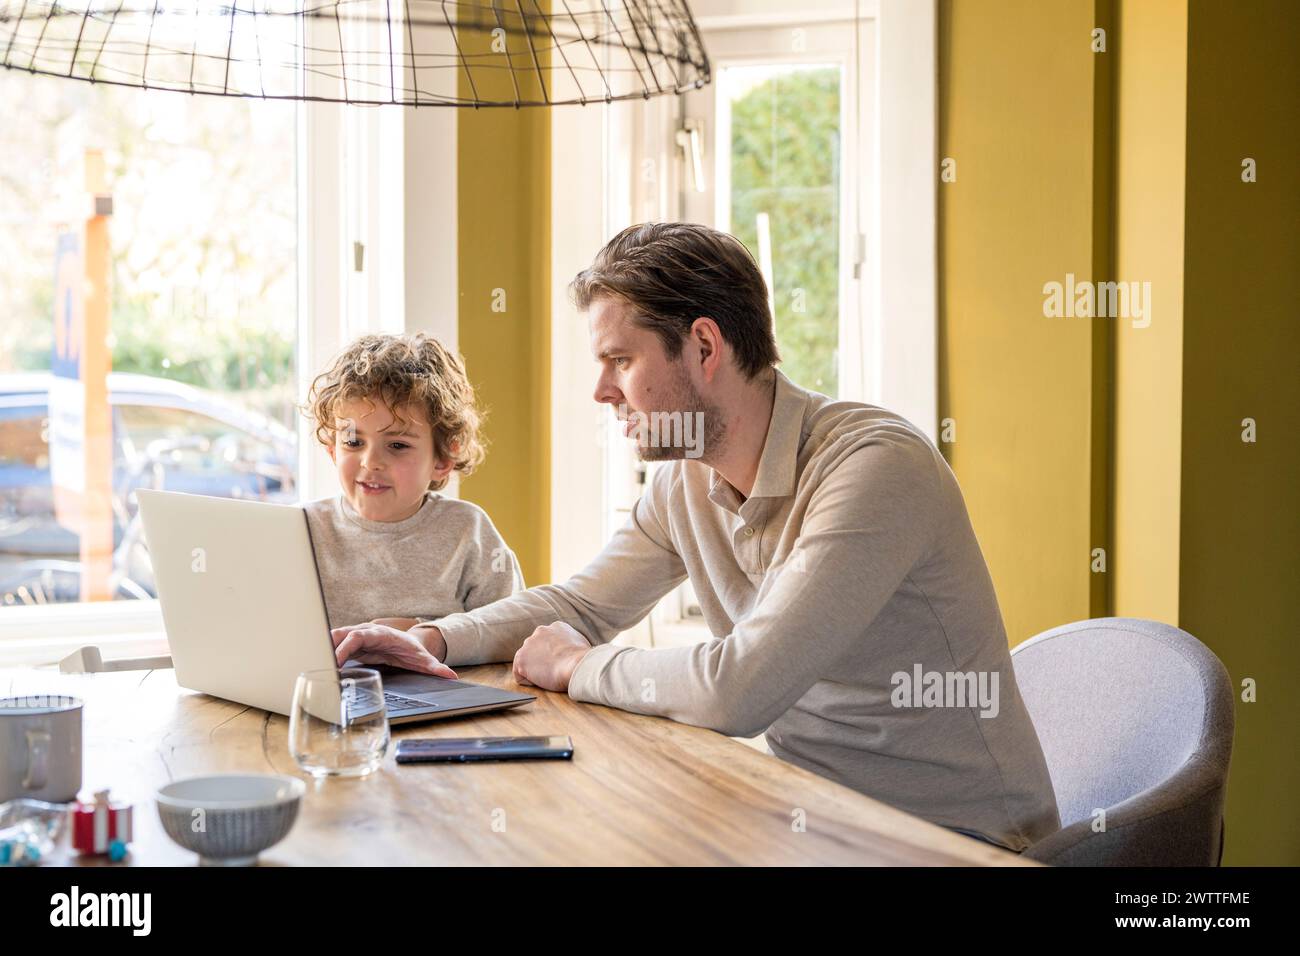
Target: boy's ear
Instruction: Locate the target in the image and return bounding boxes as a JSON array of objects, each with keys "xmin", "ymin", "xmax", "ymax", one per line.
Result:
[
  {"xmin": 431, "ymin": 457, "xmax": 455, "ymax": 481},
  {"xmin": 326, "ymin": 440, "xmax": 337, "ymax": 463}
]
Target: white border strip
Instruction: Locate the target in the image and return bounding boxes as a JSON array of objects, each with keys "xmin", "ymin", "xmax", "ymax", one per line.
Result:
[{"xmin": 872, "ymin": 0, "xmax": 938, "ymax": 438}]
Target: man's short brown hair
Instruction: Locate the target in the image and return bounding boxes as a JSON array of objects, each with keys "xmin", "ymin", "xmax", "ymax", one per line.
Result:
[
  {"xmin": 305, "ymin": 333, "xmax": 485, "ymax": 492},
  {"xmin": 569, "ymin": 222, "xmax": 780, "ymax": 378}
]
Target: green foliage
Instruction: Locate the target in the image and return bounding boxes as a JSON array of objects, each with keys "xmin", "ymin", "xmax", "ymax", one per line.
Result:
[
  {"xmin": 108, "ymin": 289, "xmax": 295, "ymax": 417},
  {"xmin": 729, "ymin": 67, "xmax": 841, "ymax": 395}
]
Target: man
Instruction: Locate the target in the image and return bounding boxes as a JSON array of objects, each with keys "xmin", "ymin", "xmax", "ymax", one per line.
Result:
[{"xmin": 333, "ymin": 222, "xmax": 1061, "ymax": 852}]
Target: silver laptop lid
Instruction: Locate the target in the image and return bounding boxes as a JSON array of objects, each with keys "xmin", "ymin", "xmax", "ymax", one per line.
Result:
[{"xmin": 136, "ymin": 489, "xmax": 336, "ymax": 716}]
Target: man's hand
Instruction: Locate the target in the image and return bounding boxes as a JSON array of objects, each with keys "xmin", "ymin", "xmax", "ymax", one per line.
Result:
[
  {"xmin": 512, "ymin": 622, "xmax": 594, "ymax": 692},
  {"xmin": 369, "ymin": 617, "xmax": 420, "ymax": 632},
  {"xmin": 331, "ymin": 623, "xmax": 457, "ymax": 679}
]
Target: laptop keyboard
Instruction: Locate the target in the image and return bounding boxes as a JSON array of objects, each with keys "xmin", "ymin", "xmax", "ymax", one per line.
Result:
[
  {"xmin": 384, "ymin": 692, "xmax": 433, "ymax": 711},
  {"xmin": 340, "ymin": 680, "xmax": 473, "ymax": 718}
]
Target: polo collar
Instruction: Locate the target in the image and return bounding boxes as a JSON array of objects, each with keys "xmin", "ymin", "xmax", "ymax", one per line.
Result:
[{"xmin": 707, "ymin": 368, "xmax": 807, "ymax": 507}]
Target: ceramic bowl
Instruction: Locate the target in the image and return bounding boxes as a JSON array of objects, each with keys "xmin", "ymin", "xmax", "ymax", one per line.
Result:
[{"xmin": 156, "ymin": 773, "xmax": 305, "ymax": 866}]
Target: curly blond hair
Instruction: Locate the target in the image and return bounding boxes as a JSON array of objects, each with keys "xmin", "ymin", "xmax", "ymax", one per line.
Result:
[{"xmin": 305, "ymin": 333, "xmax": 486, "ymax": 491}]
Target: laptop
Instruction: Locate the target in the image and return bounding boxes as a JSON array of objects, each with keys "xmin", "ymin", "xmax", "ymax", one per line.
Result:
[{"xmin": 135, "ymin": 489, "xmax": 535, "ymax": 724}]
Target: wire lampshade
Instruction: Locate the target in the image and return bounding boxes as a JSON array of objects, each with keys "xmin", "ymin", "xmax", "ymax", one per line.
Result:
[{"xmin": 0, "ymin": 1, "xmax": 711, "ymax": 106}]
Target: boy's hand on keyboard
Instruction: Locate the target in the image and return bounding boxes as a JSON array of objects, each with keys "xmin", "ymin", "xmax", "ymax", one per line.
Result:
[{"xmin": 331, "ymin": 623, "xmax": 458, "ymax": 679}]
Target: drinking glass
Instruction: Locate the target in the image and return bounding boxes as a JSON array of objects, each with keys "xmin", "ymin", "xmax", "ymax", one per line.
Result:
[{"xmin": 289, "ymin": 668, "xmax": 389, "ymax": 778}]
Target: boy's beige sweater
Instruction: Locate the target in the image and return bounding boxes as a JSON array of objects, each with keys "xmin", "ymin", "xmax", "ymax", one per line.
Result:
[{"xmin": 305, "ymin": 491, "xmax": 524, "ymax": 630}]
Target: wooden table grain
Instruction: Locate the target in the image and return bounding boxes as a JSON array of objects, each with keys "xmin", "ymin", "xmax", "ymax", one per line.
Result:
[{"xmin": 2, "ymin": 665, "xmax": 1038, "ymax": 866}]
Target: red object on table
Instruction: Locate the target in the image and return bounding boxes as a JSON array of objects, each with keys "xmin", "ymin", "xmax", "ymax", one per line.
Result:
[{"xmin": 69, "ymin": 789, "xmax": 133, "ymax": 855}]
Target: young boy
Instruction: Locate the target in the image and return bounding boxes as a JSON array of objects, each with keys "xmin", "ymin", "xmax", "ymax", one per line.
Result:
[{"xmin": 303, "ymin": 333, "xmax": 524, "ymax": 678}]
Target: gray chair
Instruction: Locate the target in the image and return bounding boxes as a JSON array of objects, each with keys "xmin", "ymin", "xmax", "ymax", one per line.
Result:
[{"xmin": 1011, "ymin": 617, "xmax": 1234, "ymax": 866}]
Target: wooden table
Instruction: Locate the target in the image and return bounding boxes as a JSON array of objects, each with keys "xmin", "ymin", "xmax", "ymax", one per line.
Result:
[{"xmin": 2, "ymin": 665, "xmax": 1036, "ymax": 866}]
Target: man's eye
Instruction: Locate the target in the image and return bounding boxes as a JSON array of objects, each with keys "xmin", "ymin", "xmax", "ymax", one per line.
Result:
[{"xmin": 614, "ymin": 357, "xmax": 629, "ymax": 368}]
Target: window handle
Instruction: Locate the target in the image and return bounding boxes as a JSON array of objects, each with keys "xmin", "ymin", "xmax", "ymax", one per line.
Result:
[{"xmin": 675, "ymin": 119, "xmax": 706, "ymax": 193}]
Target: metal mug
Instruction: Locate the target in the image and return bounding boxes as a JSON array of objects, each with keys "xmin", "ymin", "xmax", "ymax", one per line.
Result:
[{"xmin": 0, "ymin": 695, "xmax": 83, "ymax": 803}]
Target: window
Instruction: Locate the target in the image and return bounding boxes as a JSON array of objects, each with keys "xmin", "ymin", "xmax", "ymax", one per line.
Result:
[
  {"xmin": 680, "ymin": 20, "xmax": 870, "ymax": 403},
  {"xmin": 0, "ymin": 12, "xmax": 440, "ymax": 664},
  {"xmin": 116, "ymin": 404, "xmax": 294, "ymax": 500},
  {"xmin": 0, "ymin": 69, "xmax": 299, "ymax": 610},
  {"xmin": 722, "ymin": 63, "xmax": 844, "ymax": 396}
]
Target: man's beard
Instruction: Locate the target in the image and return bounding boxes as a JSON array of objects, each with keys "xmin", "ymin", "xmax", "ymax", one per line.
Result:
[{"xmin": 629, "ymin": 363, "xmax": 726, "ymax": 462}]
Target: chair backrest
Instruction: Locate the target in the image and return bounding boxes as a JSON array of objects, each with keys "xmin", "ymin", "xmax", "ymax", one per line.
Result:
[{"xmin": 1011, "ymin": 618, "xmax": 1234, "ymax": 866}]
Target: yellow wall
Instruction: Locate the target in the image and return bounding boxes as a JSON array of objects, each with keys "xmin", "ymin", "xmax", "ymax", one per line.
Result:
[
  {"xmin": 938, "ymin": 0, "xmax": 1107, "ymax": 644},
  {"xmin": 942, "ymin": 0, "xmax": 1299, "ymax": 865},
  {"xmin": 455, "ymin": 17, "xmax": 551, "ymax": 586},
  {"xmin": 1112, "ymin": 0, "xmax": 1186, "ymax": 622}
]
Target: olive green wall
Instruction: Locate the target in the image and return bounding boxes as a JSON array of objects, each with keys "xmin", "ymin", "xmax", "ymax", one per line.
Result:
[
  {"xmin": 1179, "ymin": 0, "xmax": 1299, "ymax": 866},
  {"xmin": 941, "ymin": 0, "xmax": 1298, "ymax": 864}
]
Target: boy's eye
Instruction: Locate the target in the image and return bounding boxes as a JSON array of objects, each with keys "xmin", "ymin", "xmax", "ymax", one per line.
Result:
[
  {"xmin": 342, "ymin": 439, "xmax": 362, "ymax": 448},
  {"xmin": 389, "ymin": 442, "xmax": 409, "ymax": 451}
]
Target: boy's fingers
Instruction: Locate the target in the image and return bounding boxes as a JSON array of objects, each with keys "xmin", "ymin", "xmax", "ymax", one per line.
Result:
[
  {"xmin": 404, "ymin": 649, "xmax": 457, "ymax": 679},
  {"xmin": 426, "ymin": 657, "xmax": 459, "ymax": 680},
  {"xmin": 334, "ymin": 629, "xmax": 457, "ymax": 679},
  {"xmin": 331, "ymin": 624, "xmax": 364, "ymax": 647},
  {"xmin": 334, "ymin": 628, "xmax": 381, "ymax": 665},
  {"xmin": 334, "ymin": 633, "xmax": 359, "ymax": 665}
]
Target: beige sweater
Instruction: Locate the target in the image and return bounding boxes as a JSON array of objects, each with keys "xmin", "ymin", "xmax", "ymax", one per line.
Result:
[
  {"xmin": 304, "ymin": 492, "xmax": 524, "ymax": 630},
  {"xmin": 423, "ymin": 370, "xmax": 1061, "ymax": 851}
]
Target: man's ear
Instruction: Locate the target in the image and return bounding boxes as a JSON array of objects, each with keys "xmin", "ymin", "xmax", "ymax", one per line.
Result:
[{"xmin": 689, "ymin": 317, "xmax": 725, "ymax": 382}]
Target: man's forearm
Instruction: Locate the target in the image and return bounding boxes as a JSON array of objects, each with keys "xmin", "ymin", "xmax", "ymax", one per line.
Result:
[{"xmin": 423, "ymin": 591, "xmax": 589, "ymax": 667}]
